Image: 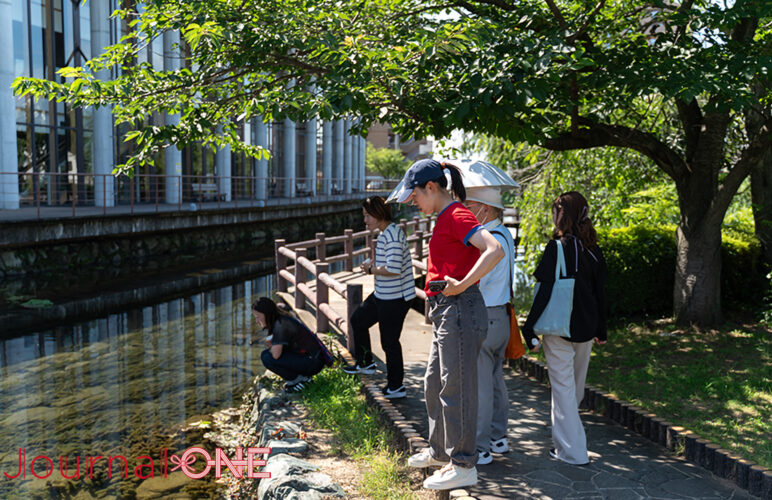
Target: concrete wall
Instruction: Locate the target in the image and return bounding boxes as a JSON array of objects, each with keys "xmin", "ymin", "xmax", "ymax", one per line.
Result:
[{"xmin": 0, "ymin": 202, "xmax": 366, "ymax": 278}]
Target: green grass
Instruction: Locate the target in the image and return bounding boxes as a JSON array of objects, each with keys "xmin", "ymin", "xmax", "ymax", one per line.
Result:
[
  {"xmin": 300, "ymin": 367, "xmax": 420, "ymax": 500},
  {"xmin": 562, "ymin": 319, "xmax": 771, "ymax": 468}
]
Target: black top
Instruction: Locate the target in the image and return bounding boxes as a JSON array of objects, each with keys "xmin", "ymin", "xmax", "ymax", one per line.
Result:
[
  {"xmin": 271, "ymin": 315, "xmax": 321, "ymax": 357},
  {"xmin": 522, "ymin": 237, "xmax": 608, "ymax": 348}
]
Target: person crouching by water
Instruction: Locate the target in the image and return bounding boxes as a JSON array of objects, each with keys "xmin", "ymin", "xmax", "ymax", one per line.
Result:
[
  {"xmin": 253, "ymin": 297, "xmax": 324, "ymax": 393},
  {"xmin": 391, "ymin": 159, "xmax": 504, "ymax": 490},
  {"xmin": 521, "ymin": 191, "xmax": 607, "ymax": 465},
  {"xmin": 344, "ymin": 196, "xmax": 415, "ymax": 399}
]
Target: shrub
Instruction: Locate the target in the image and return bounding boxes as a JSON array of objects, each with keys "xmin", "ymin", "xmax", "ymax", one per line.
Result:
[
  {"xmin": 721, "ymin": 233, "xmax": 766, "ymax": 311},
  {"xmin": 597, "ymin": 225, "xmax": 766, "ymax": 317},
  {"xmin": 598, "ymin": 225, "xmax": 676, "ymax": 316}
]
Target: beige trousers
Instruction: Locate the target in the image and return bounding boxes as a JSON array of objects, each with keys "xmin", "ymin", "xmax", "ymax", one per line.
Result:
[{"xmin": 541, "ymin": 335, "xmax": 593, "ymax": 465}]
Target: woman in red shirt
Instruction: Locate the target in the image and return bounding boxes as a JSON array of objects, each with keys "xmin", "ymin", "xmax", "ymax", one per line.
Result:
[{"xmin": 391, "ymin": 159, "xmax": 504, "ymax": 490}]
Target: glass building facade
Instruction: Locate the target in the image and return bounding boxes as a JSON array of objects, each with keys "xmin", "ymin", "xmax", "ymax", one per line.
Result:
[{"xmin": 1, "ymin": 0, "xmax": 366, "ymax": 209}]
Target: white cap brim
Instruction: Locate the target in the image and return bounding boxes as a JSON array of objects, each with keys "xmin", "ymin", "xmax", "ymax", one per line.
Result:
[{"xmin": 386, "ymin": 180, "xmax": 413, "ymax": 204}]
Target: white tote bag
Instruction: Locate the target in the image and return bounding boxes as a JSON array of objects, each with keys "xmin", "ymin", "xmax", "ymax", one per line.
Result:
[{"xmin": 533, "ymin": 241, "xmax": 574, "ymax": 338}]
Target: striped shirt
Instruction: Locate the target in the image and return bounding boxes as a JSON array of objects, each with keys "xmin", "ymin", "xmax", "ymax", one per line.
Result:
[{"xmin": 374, "ymin": 223, "xmax": 416, "ymax": 301}]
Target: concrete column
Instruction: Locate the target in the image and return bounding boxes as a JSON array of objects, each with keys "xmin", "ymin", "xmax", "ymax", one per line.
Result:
[
  {"xmin": 163, "ymin": 30, "xmax": 182, "ymax": 204},
  {"xmin": 333, "ymin": 119, "xmax": 344, "ymax": 194},
  {"xmin": 215, "ymin": 126, "xmax": 231, "ymax": 201},
  {"xmin": 322, "ymin": 121, "xmax": 333, "ymax": 195},
  {"xmin": 282, "ymin": 118, "xmax": 296, "ymax": 198},
  {"xmin": 0, "ymin": 0, "xmax": 20, "ymax": 209},
  {"xmin": 344, "ymin": 119, "xmax": 353, "ymax": 194},
  {"xmin": 304, "ymin": 117, "xmax": 317, "ymax": 196},
  {"xmin": 91, "ymin": 0, "xmax": 115, "ymax": 207},
  {"xmin": 352, "ymin": 125, "xmax": 359, "ymax": 192},
  {"xmin": 255, "ymin": 118, "xmax": 268, "ymax": 205},
  {"xmin": 360, "ymin": 136, "xmax": 367, "ymax": 191}
]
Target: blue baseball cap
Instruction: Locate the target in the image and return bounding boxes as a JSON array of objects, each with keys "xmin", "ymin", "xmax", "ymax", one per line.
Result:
[{"xmin": 388, "ymin": 159, "xmax": 444, "ymax": 203}]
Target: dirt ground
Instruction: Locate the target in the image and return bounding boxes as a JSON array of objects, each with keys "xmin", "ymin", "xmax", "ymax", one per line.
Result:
[{"xmin": 301, "ymin": 422, "xmax": 435, "ymax": 500}]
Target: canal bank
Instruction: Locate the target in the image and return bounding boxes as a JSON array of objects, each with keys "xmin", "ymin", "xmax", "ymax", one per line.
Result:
[{"xmin": 0, "ymin": 198, "xmax": 376, "ymax": 278}]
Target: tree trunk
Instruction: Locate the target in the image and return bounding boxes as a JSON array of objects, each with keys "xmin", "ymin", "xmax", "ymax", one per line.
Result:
[
  {"xmin": 673, "ymin": 223, "xmax": 723, "ymax": 326},
  {"xmin": 751, "ymin": 151, "xmax": 772, "ymax": 270},
  {"xmin": 672, "ymin": 116, "xmax": 729, "ymax": 327}
]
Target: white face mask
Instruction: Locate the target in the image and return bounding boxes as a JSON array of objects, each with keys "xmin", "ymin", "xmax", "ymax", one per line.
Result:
[{"xmin": 470, "ymin": 203, "xmax": 486, "ymax": 223}]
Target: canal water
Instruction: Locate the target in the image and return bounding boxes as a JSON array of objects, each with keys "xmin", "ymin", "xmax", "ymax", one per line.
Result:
[
  {"xmin": 0, "ymin": 235, "xmax": 535, "ymax": 499},
  {"xmin": 0, "ymin": 269, "xmax": 276, "ymax": 499}
]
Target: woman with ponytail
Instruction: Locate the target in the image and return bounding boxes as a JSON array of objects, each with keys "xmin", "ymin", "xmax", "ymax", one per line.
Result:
[
  {"xmin": 391, "ymin": 159, "xmax": 504, "ymax": 490},
  {"xmin": 522, "ymin": 191, "xmax": 608, "ymax": 465}
]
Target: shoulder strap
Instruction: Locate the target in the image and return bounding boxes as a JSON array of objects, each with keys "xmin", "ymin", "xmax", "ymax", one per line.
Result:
[{"xmin": 555, "ymin": 240, "xmax": 567, "ymax": 280}]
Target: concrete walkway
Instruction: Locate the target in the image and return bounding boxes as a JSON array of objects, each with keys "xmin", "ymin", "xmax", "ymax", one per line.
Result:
[{"xmin": 282, "ymin": 271, "xmax": 757, "ymax": 500}]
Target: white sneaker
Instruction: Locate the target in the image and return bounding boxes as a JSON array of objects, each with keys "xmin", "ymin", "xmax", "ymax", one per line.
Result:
[
  {"xmin": 407, "ymin": 449, "xmax": 445, "ymax": 468},
  {"xmin": 342, "ymin": 363, "xmax": 377, "ymax": 375},
  {"xmin": 382, "ymin": 385, "xmax": 407, "ymax": 399},
  {"xmin": 490, "ymin": 437, "xmax": 509, "ymax": 454},
  {"xmin": 477, "ymin": 450, "xmax": 492, "ymax": 465},
  {"xmin": 422, "ymin": 464, "xmax": 477, "ymax": 490}
]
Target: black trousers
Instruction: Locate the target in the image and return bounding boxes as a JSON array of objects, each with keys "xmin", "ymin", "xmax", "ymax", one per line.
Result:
[
  {"xmin": 350, "ymin": 293, "xmax": 411, "ymax": 389},
  {"xmin": 261, "ymin": 349, "xmax": 323, "ymax": 381}
]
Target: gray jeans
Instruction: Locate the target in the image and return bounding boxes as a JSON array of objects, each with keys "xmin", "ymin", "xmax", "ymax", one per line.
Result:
[
  {"xmin": 425, "ymin": 285, "xmax": 487, "ymax": 468},
  {"xmin": 476, "ymin": 304, "xmax": 510, "ymax": 452}
]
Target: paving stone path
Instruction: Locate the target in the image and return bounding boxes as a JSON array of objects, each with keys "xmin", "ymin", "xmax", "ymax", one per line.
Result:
[
  {"xmin": 394, "ymin": 363, "xmax": 754, "ymax": 499},
  {"xmin": 282, "ymin": 273, "xmax": 759, "ymax": 499}
]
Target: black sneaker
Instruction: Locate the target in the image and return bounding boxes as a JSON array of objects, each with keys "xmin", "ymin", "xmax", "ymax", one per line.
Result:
[
  {"xmin": 284, "ymin": 375, "xmax": 310, "ymax": 390},
  {"xmin": 286, "ymin": 381, "xmax": 307, "ymax": 393},
  {"xmin": 342, "ymin": 363, "xmax": 377, "ymax": 375},
  {"xmin": 381, "ymin": 385, "xmax": 406, "ymax": 399}
]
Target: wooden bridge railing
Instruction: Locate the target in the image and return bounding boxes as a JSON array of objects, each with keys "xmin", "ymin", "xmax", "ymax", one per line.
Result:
[{"xmin": 275, "ymin": 215, "xmax": 436, "ymax": 354}]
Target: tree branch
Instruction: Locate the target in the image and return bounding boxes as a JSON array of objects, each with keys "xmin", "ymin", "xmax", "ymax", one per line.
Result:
[
  {"xmin": 675, "ymin": 98, "xmax": 702, "ymax": 165},
  {"xmin": 543, "ymin": 0, "xmax": 569, "ymax": 30},
  {"xmin": 715, "ymin": 115, "xmax": 772, "ymax": 215},
  {"xmin": 674, "ymin": 0, "xmax": 696, "ymax": 40},
  {"xmin": 465, "ymin": 0, "xmax": 518, "ymax": 12},
  {"xmin": 567, "ymin": 0, "xmax": 605, "ymax": 44},
  {"xmin": 542, "ymin": 118, "xmax": 688, "ymax": 181}
]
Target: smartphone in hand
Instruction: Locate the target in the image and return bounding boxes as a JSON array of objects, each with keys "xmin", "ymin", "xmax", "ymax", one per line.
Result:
[{"xmin": 428, "ymin": 280, "xmax": 447, "ymax": 292}]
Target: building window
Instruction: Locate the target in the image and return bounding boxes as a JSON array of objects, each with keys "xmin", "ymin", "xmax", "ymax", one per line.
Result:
[{"xmin": 14, "ymin": 0, "xmax": 101, "ymax": 206}]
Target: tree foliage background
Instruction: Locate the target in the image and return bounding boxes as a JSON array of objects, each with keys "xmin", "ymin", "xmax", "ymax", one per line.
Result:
[
  {"xmin": 13, "ymin": 0, "xmax": 772, "ymax": 325},
  {"xmin": 365, "ymin": 143, "xmax": 409, "ymax": 180}
]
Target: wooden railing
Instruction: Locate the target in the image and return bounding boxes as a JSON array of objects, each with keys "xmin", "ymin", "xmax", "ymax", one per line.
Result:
[{"xmin": 275, "ymin": 215, "xmax": 435, "ymax": 353}]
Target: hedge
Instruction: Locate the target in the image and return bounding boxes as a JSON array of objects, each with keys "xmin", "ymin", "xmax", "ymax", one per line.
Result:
[{"xmin": 597, "ymin": 225, "xmax": 767, "ymax": 317}]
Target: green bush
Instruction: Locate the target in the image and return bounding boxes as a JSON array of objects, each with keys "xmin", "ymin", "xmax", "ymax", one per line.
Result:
[
  {"xmin": 598, "ymin": 225, "xmax": 676, "ymax": 316},
  {"xmin": 598, "ymin": 225, "xmax": 766, "ymax": 317},
  {"xmin": 721, "ymin": 233, "xmax": 767, "ymax": 310}
]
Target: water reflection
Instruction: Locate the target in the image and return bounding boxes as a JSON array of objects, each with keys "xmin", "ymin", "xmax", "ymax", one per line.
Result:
[{"xmin": 0, "ymin": 274, "xmax": 274, "ymax": 498}]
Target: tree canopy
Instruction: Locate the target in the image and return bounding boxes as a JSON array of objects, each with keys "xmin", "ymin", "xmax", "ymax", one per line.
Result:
[
  {"xmin": 365, "ymin": 143, "xmax": 410, "ymax": 180},
  {"xmin": 14, "ymin": 0, "xmax": 772, "ymax": 325}
]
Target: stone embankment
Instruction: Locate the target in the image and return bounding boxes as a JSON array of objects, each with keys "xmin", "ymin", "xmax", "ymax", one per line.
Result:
[{"xmin": 207, "ymin": 376, "xmax": 345, "ymax": 499}]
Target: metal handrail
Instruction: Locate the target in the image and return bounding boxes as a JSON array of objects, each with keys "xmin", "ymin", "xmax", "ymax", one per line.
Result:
[{"xmin": 0, "ymin": 171, "xmax": 401, "ymax": 219}]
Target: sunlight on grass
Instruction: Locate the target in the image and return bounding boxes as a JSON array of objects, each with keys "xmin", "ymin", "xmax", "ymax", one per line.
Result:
[
  {"xmin": 358, "ymin": 452, "xmax": 418, "ymax": 500},
  {"xmin": 586, "ymin": 320, "xmax": 771, "ymax": 468},
  {"xmin": 301, "ymin": 367, "xmax": 421, "ymax": 499}
]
